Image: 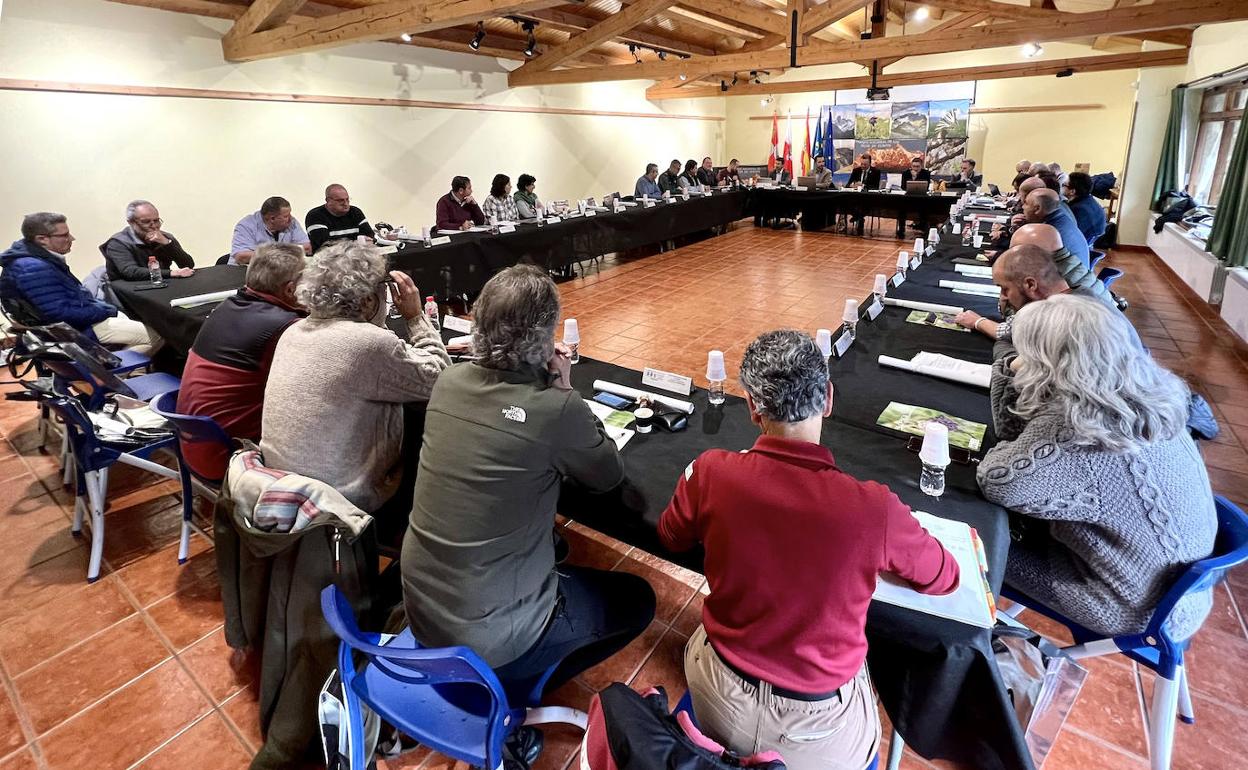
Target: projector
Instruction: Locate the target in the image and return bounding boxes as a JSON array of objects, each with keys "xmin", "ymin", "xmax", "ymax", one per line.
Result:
[{"xmin": 866, "ymin": 86, "xmax": 891, "ymax": 101}]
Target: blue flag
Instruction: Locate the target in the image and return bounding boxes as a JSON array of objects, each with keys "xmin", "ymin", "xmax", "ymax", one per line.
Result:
[
  {"xmin": 812, "ymin": 112, "xmax": 824, "ymax": 166},
  {"xmin": 821, "ymin": 106, "xmax": 833, "ymax": 163}
]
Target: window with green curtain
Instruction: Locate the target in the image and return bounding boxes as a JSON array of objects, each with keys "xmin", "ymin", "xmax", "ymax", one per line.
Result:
[
  {"xmin": 1207, "ymin": 104, "xmax": 1248, "ymax": 267},
  {"xmin": 1151, "ymin": 86, "xmax": 1186, "ymax": 211}
]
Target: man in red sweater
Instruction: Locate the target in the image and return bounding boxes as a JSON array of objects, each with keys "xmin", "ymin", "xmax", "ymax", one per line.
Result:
[
  {"xmin": 659, "ymin": 330, "xmax": 959, "ymax": 770},
  {"xmin": 435, "ymin": 175, "xmax": 486, "ymax": 233}
]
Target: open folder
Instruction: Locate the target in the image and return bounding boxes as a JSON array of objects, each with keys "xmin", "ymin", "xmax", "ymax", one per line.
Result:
[{"xmin": 873, "ymin": 511, "xmax": 996, "ymax": 629}]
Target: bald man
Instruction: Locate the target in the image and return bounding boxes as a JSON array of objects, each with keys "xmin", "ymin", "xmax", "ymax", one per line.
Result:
[
  {"xmin": 1010, "ymin": 223, "xmax": 1108, "ymax": 304},
  {"xmin": 954, "ymin": 244, "xmax": 1119, "ymax": 347},
  {"xmin": 1016, "ymin": 160, "xmax": 1032, "ymax": 175},
  {"xmin": 305, "ymin": 184, "xmax": 374, "ymax": 252},
  {"xmin": 1024, "ymin": 188, "xmax": 1090, "ymax": 269}
]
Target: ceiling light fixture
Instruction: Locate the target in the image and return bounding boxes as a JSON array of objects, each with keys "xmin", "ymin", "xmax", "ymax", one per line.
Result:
[
  {"xmin": 760, "ymin": 95, "xmax": 773, "ymax": 107},
  {"xmin": 629, "ymin": 44, "xmax": 642, "ymax": 63},
  {"xmin": 522, "ymin": 21, "xmax": 537, "ymax": 57},
  {"xmin": 913, "ymin": 6, "xmax": 929, "ymax": 21},
  {"xmin": 1021, "ymin": 42, "xmax": 1043, "ymax": 58},
  {"xmin": 400, "ymin": 32, "xmax": 413, "ymax": 42},
  {"xmin": 680, "ymin": 73, "xmax": 688, "ymax": 81},
  {"xmin": 658, "ymin": 50, "xmax": 667, "ymax": 61},
  {"xmin": 469, "ymin": 22, "xmax": 485, "ymax": 51}
]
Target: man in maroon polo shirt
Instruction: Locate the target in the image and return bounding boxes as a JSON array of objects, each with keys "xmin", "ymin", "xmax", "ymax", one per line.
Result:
[
  {"xmin": 175, "ymin": 242, "xmax": 306, "ymax": 480},
  {"xmin": 660, "ymin": 329, "xmax": 960, "ymax": 770},
  {"xmin": 434, "ymin": 175, "xmax": 486, "ymax": 233}
]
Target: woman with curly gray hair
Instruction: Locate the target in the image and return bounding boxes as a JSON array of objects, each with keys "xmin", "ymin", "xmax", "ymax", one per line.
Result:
[
  {"xmin": 659, "ymin": 329, "xmax": 959, "ymax": 770},
  {"xmin": 260, "ymin": 241, "xmax": 450, "ymax": 531},
  {"xmin": 979, "ymin": 294, "xmax": 1216, "ymax": 639},
  {"xmin": 402, "ymin": 264, "xmax": 655, "ymax": 710}
]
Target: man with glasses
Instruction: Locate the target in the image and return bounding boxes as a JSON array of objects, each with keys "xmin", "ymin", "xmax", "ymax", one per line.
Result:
[
  {"xmin": 1, "ymin": 212, "xmax": 160, "ymax": 354},
  {"xmin": 230, "ymin": 196, "xmax": 311, "ymax": 265},
  {"xmin": 102, "ymin": 200, "xmax": 196, "ymax": 281},
  {"xmin": 305, "ymin": 183, "xmax": 375, "ymax": 252}
]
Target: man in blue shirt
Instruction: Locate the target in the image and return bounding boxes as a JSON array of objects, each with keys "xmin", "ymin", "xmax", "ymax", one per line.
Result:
[
  {"xmin": 1023, "ymin": 188, "xmax": 1090, "ymax": 269},
  {"xmin": 1064, "ymin": 172, "xmax": 1107, "ymax": 247},
  {"xmin": 230, "ymin": 196, "xmax": 311, "ymax": 265},
  {"xmin": 635, "ymin": 163, "xmax": 662, "ymax": 198}
]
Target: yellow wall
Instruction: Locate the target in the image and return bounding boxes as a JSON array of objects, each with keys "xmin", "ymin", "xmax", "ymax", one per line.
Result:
[
  {"xmin": 1118, "ymin": 21, "xmax": 1248, "ymax": 246},
  {"xmin": 723, "ymin": 41, "xmax": 1139, "ymax": 193},
  {"xmin": 0, "ymin": 0, "xmax": 724, "ymax": 276}
]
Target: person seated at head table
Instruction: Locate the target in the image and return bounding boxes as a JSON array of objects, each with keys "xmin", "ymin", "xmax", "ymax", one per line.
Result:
[
  {"xmin": 102, "ymin": 199, "xmax": 195, "ymax": 281},
  {"xmin": 978, "ymin": 295, "xmax": 1216, "ymax": 639},
  {"xmin": 231, "ymin": 196, "xmax": 311, "ymax": 266},
  {"xmin": 660, "ymin": 329, "xmax": 959, "ymax": 770},
  {"xmin": 1, "ymin": 212, "xmax": 160, "ymax": 356},
  {"xmin": 697, "ymin": 156, "xmax": 718, "ymax": 187},
  {"xmin": 1024, "ymin": 188, "xmax": 1090, "ymax": 269},
  {"xmin": 482, "ymin": 173, "xmax": 520, "ymax": 224},
  {"xmin": 811, "ymin": 154, "xmax": 834, "ymax": 189},
  {"xmin": 436, "ymin": 175, "xmax": 487, "ymax": 232},
  {"xmin": 401, "ymin": 264, "xmax": 656, "ymax": 705},
  {"xmin": 657, "ymin": 159, "xmax": 683, "ymax": 195},
  {"xmin": 717, "ymin": 158, "xmax": 742, "ymax": 187},
  {"xmin": 260, "ymin": 241, "xmax": 450, "ymax": 547},
  {"xmin": 847, "ymin": 153, "xmax": 882, "ymax": 189},
  {"xmin": 954, "ymin": 243, "xmax": 1120, "ymax": 350},
  {"xmin": 678, "ymin": 159, "xmax": 704, "ymax": 192},
  {"xmin": 947, "ymin": 158, "xmax": 981, "ymax": 190},
  {"xmin": 176, "ymin": 242, "xmax": 307, "ymax": 481},
  {"xmin": 305, "ymin": 184, "xmax": 374, "ymax": 252},
  {"xmin": 635, "ymin": 163, "xmax": 662, "ymax": 198},
  {"xmin": 513, "ymin": 173, "xmax": 544, "ymax": 219},
  {"xmin": 903, "ymin": 155, "xmax": 931, "ymax": 185},
  {"xmin": 1063, "ymin": 172, "xmax": 1107, "ymax": 247}
]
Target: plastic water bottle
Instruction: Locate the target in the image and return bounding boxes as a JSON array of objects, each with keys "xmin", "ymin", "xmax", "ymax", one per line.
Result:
[
  {"xmin": 424, "ymin": 296, "xmax": 440, "ymax": 330},
  {"xmin": 420, "ymin": 227, "xmax": 431, "ymax": 249},
  {"xmin": 147, "ymin": 257, "xmax": 162, "ymax": 286},
  {"xmin": 919, "ymin": 422, "xmax": 951, "ymax": 498},
  {"xmin": 706, "ymin": 350, "xmax": 726, "ymax": 405},
  {"xmin": 815, "ymin": 328, "xmax": 833, "ymax": 360},
  {"xmin": 563, "ymin": 319, "xmax": 580, "ymax": 364}
]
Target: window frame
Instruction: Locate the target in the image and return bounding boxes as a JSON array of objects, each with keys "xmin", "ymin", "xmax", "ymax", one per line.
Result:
[{"xmin": 1186, "ymin": 82, "xmax": 1247, "ymax": 207}]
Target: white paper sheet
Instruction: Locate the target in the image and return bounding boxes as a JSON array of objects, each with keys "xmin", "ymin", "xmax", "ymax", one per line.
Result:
[
  {"xmin": 878, "ymin": 352, "xmax": 992, "ymax": 389},
  {"xmin": 954, "ymin": 264, "xmax": 993, "ymax": 278},
  {"xmin": 882, "ymin": 297, "xmax": 964, "ymax": 315},
  {"xmin": 169, "ymin": 289, "xmax": 235, "ymax": 308},
  {"xmin": 939, "ymin": 279, "xmax": 999, "ymax": 295},
  {"xmin": 873, "ymin": 511, "xmax": 995, "ymax": 629}
]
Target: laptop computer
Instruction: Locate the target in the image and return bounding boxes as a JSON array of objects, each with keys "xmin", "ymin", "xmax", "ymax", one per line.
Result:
[
  {"xmin": 905, "ymin": 180, "xmax": 929, "ymax": 195},
  {"xmin": 796, "ymin": 176, "xmax": 816, "ymax": 188}
]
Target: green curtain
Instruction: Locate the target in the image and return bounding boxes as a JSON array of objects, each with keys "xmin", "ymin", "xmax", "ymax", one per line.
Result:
[
  {"xmin": 1151, "ymin": 86, "xmax": 1186, "ymax": 212},
  {"xmin": 1207, "ymin": 117, "xmax": 1248, "ymax": 267}
]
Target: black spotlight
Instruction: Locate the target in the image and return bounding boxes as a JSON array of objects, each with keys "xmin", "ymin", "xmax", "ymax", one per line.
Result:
[
  {"xmin": 469, "ymin": 21, "xmax": 485, "ymax": 51},
  {"xmin": 658, "ymin": 50, "xmax": 667, "ymax": 61},
  {"xmin": 522, "ymin": 21, "xmax": 536, "ymax": 57},
  {"xmin": 629, "ymin": 43, "xmax": 641, "ymax": 63},
  {"xmin": 1056, "ymin": 68, "xmax": 1075, "ymax": 78}
]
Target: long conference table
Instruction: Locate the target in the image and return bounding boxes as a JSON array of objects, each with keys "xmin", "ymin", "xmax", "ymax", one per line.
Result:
[{"xmin": 110, "ymin": 195, "xmax": 1034, "ymax": 770}]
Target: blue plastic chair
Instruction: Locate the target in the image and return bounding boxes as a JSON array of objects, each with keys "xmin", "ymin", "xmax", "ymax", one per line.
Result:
[
  {"xmin": 1097, "ymin": 266, "xmax": 1125, "ymax": 291},
  {"xmin": 1089, "ymin": 250, "xmax": 1107, "ymax": 271},
  {"xmin": 150, "ymin": 390, "xmax": 235, "ymax": 488},
  {"xmin": 33, "ymin": 386, "xmax": 197, "ymax": 582},
  {"xmin": 1001, "ymin": 496, "xmax": 1248, "ymax": 770},
  {"xmin": 320, "ymin": 585, "xmax": 589, "ymax": 770}
]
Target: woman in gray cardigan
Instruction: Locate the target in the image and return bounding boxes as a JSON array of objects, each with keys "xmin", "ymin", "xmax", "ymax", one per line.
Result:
[{"xmin": 978, "ymin": 295, "xmax": 1216, "ymax": 639}]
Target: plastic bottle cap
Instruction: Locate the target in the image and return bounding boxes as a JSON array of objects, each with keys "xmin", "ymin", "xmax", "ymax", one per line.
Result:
[
  {"xmin": 842, "ymin": 299, "xmax": 860, "ymax": 324},
  {"xmin": 815, "ymin": 328, "xmax": 833, "ymax": 357},
  {"xmin": 873, "ymin": 274, "xmax": 888, "ymax": 295},
  {"xmin": 897, "ymin": 251, "xmax": 909, "ymax": 267},
  {"xmin": 563, "ymin": 318, "xmax": 580, "ymax": 343},
  {"xmin": 425, "ymin": 296, "xmax": 435, "ymax": 303},
  {"xmin": 919, "ymin": 421, "xmax": 951, "ymax": 466},
  {"xmin": 706, "ymin": 350, "xmax": 726, "ymax": 381}
]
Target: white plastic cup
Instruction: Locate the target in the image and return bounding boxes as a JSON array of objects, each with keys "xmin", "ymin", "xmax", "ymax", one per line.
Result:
[
  {"xmin": 842, "ymin": 298, "xmax": 860, "ymax": 324},
  {"xmin": 563, "ymin": 318, "xmax": 580, "ymax": 344},
  {"xmin": 896, "ymin": 251, "xmax": 910, "ymax": 269},
  {"xmin": 873, "ymin": 273, "xmax": 889, "ymax": 296},
  {"xmin": 928, "ymin": 227, "xmax": 938, "ymax": 242},
  {"xmin": 953, "ymin": 223, "xmax": 962, "ymax": 235},
  {"xmin": 914, "ymin": 238, "xmax": 925, "ymax": 253},
  {"xmin": 919, "ymin": 421, "xmax": 951, "ymax": 466},
  {"xmin": 421, "ymin": 226, "xmax": 431, "ymax": 242},
  {"xmin": 973, "ymin": 234, "xmax": 984, "ymax": 249},
  {"xmin": 706, "ymin": 350, "xmax": 726, "ymax": 381},
  {"xmin": 815, "ymin": 328, "xmax": 833, "ymax": 357}
]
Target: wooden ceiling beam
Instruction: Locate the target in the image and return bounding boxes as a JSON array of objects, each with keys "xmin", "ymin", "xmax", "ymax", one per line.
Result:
[
  {"xmin": 921, "ymin": 0, "xmax": 1066, "ymax": 21},
  {"xmin": 801, "ymin": 0, "xmax": 872, "ymax": 34},
  {"xmin": 226, "ymin": 0, "xmax": 307, "ymax": 40},
  {"xmin": 677, "ymin": 0, "xmax": 787, "ymax": 36},
  {"xmin": 513, "ymin": 0, "xmax": 676, "ymax": 73},
  {"xmin": 510, "ymin": 0, "xmax": 1241, "ymax": 86},
  {"xmin": 513, "ymin": 8, "xmax": 719, "ymax": 56},
  {"xmin": 868, "ymin": 10, "xmax": 987, "ymax": 69},
  {"xmin": 106, "ymin": 0, "xmax": 248, "ymax": 19},
  {"xmin": 646, "ymin": 46, "xmax": 1189, "ymax": 99},
  {"xmin": 222, "ymin": 0, "xmax": 569, "ymax": 62}
]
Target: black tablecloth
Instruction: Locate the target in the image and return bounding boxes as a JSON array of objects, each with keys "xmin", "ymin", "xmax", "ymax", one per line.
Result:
[
  {"xmin": 750, "ymin": 188, "xmax": 959, "ymax": 235},
  {"xmin": 112, "ymin": 266, "xmax": 248, "ymax": 355},
  {"xmin": 391, "ymin": 190, "xmax": 750, "ymax": 297}
]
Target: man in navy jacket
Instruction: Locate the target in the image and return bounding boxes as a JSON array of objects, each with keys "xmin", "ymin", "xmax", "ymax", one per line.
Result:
[{"xmin": 1, "ymin": 212, "xmax": 159, "ymax": 354}]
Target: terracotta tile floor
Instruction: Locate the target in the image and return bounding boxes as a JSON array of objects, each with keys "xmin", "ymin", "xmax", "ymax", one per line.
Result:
[{"xmin": 1, "ymin": 223, "xmax": 1246, "ymax": 770}]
